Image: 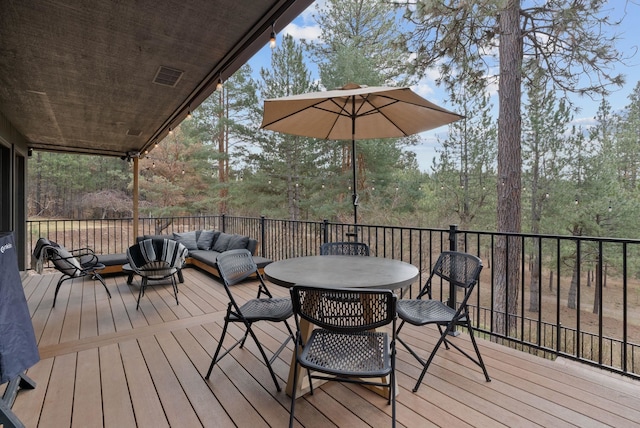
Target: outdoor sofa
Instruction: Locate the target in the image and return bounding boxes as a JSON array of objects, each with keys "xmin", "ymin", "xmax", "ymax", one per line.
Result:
[{"xmin": 97, "ymin": 229, "xmax": 272, "ymax": 278}]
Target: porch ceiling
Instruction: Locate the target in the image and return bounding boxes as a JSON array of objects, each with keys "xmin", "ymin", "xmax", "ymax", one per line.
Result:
[{"xmin": 0, "ymin": 0, "xmax": 313, "ymax": 157}]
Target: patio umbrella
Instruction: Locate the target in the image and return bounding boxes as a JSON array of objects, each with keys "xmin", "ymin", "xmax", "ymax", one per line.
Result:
[{"xmin": 260, "ymin": 83, "xmax": 463, "ymax": 224}]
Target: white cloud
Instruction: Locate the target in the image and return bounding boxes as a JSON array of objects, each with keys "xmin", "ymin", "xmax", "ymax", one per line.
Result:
[{"xmin": 283, "ymin": 22, "xmax": 322, "ymax": 42}]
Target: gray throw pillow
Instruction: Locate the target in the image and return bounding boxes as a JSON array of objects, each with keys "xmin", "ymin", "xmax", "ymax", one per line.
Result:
[
  {"xmin": 52, "ymin": 247, "xmax": 82, "ymax": 276},
  {"xmin": 197, "ymin": 230, "xmax": 219, "ymax": 250},
  {"xmin": 227, "ymin": 234, "xmax": 249, "ymax": 250},
  {"xmin": 212, "ymin": 232, "xmax": 233, "ymax": 252},
  {"xmin": 173, "ymin": 231, "xmax": 198, "ymax": 251}
]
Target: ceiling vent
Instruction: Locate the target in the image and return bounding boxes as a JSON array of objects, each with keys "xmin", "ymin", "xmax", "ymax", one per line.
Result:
[
  {"xmin": 153, "ymin": 66, "xmax": 184, "ymax": 87},
  {"xmin": 126, "ymin": 129, "xmax": 142, "ymax": 137}
]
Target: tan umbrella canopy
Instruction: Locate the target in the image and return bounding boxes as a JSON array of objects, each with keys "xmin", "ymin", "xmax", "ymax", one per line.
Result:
[{"xmin": 260, "ymin": 83, "xmax": 463, "ymax": 224}]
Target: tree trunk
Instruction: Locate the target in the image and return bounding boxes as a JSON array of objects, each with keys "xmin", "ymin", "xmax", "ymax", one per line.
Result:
[
  {"xmin": 529, "ymin": 238, "xmax": 540, "ymax": 312},
  {"xmin": 593, "ymin": 256, "xmax": 601, "ymax": 314},
  {"xmin": 494, "ymin": 0, "xmax": 523, "ymax": 335},
  {"xmin": 568, "ymin": 263, "xmax": 578, "ymax": 309}
]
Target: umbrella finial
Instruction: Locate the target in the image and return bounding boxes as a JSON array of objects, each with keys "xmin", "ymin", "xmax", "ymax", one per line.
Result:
[{"xmin": 341, "ymin": 83, "xmax": 362, "ymax": 90}]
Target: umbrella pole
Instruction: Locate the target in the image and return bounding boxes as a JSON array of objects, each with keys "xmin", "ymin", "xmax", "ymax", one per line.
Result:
[
  {"xmin": 351, "ymin": 97, "xmax": 358, "ymax": 229},
  {"xmin": 352, "ymin": 137, "xmax": 358, "ymax": 227}
]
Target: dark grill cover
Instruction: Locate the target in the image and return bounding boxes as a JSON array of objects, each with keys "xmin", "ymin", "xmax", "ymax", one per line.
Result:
[{"xmin": 0, "ymin": 232, "xmax": 39, "ymax": 384}]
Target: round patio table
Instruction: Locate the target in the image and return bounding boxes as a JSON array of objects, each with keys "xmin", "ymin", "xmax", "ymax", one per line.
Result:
[
  {"xmin": 264, "ymin": 255, "xmax": 419, "ymax": 291},
  {"xmin": 264, "ymin": 255, "xmax": 419, "ymax": 398}
]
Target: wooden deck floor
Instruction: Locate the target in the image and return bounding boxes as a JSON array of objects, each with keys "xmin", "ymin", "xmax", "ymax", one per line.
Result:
[{"xmin": 9, "ymin": 267, "xmax": 640, "ymax": 427}]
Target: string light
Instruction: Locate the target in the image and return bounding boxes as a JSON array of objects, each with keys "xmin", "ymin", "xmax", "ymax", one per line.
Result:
[
  {"xmin": 186, "ymin": 108, "xmax": 192, "ymax": 120},
  {"xmin": 269, "ymin": 23, "xmax": 276, "ymax": 48},
  {"xmin": 216, "ymin": 77, "xmax": 223, "ymax": 91},
  {"xmin": 168, "ymin": 127, "xmax": 173, "ymax": 136}
]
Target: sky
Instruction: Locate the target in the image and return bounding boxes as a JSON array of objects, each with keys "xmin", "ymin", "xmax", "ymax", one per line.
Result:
[{"xmin": 248, "ymin": 1, "xmax": 640, "ymax": 172}]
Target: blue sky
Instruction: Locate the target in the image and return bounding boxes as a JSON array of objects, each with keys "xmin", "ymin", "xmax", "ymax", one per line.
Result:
[{"xmin": 249, "ymin": 1, "xmax": 640, "ymax": 172}]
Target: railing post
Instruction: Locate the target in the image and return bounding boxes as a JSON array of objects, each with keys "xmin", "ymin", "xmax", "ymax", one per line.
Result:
[
  {"xmin": 260, "ymin": 215, "xmax": 266, "ymax": 257},
  {"xmin": 322, "ymin": 219, "xmax": 329, "ymax": 245},
  {"xmin": 448, "ymin": 225, "xmax": 459, "ymax": 335},
  {"xmin": 221, "ymin": 214, "xmax": 226, "ymax": 233}
]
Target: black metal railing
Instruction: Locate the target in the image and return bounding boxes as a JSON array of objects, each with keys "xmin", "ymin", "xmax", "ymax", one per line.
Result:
[{"xmin": 26, "ymin": 215, "xmax": 640, "ymax": 379}]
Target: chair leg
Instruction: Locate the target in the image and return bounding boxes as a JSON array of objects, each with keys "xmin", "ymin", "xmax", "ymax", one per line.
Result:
[
  {"xmin": 466, "ymin": 323, "xmax": 491, "ymax": 382},
  {"xmin": 52, "ymin": 275, "xmax": 71, "ymax": 308},
  {"xmin": 171, "ymin": 275, "xmax": 179, "ymax": 305},
  {"xmin": 391, "ymin": 347, "xmax": 396, "ymax": 428},
  {"xmin": 411, "ymin": 326, "xmax": 451, "ymax": 392},
  {"xmin": 289, "ymin": 335, "xmax": 301, "ymax": 428},
  {"xmin": 245, "ymin": 326, "xmax": 282, "ymax": 391},
  {"xmin": 94, "ymin": 273, "xmax": 111, "ymax": 298},
  {"xmin": 136, "ymin": 277, "xmax": 147, "ymax": 310},
  {"xmin": 205, "ymin": 317, "xmax": 230, "ymax": 379}
]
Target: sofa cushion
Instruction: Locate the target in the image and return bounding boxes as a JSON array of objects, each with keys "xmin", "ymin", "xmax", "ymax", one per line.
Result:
[
  {"xmin": 140, "ymin": 234, "xmax": 170, "ymax": 244},
  {"xmin": 173, "ymin": 231, "xmax": 198, "ymax": 251},
  {"xmin": 188, "ymin": 250, "xmax": 271, "ymax": 270},
  {"xmin": 227, "ymin": 234, "xmax": 250, "ymax": 250},
  {"xmin": 211, "ymin": 232, "xmax": 233, "ymax": 252},
  {"xmin": 197, "ymin": 230, "xmax": 219, "ymax": 250},
  {"xmin": 189, "ymin": 249, "xmax": 220, "ymax": 265}
]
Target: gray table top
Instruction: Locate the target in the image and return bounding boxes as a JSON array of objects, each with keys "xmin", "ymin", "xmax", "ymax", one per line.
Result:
[{"xmin": 264, "ymin": 255, "xmax": 419, "ymax": 291}]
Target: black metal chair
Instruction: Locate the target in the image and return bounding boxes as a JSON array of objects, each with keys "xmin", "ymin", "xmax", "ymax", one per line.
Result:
[
  {"xmin": 204, "ymin": 249, "xmax": 294, "ymax": 392},
  {"xmin": 35, "ymin": 238, "xmax": 111, "ymax": 308},
  {"xmin": 289, "ymin": 285, "xmax": 397, "ymax": 428},
  {"xmin": 396, "ymin": 251, "xmax": 490, "ymax": 392},
  {"xmin": 319, "ymin": 241, "xmax": 370, "ymax": 256},
  {"xmin": 126, "ymin": 238, "xmax": 188, "ymax": 310}
]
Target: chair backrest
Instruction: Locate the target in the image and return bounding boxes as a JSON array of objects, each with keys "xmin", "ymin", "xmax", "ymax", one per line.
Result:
[
  {"xmin": 216, "ymin": 249, "xmax": 258, "ymax": 287},
  {"xmin": 421, "ymin": 251, "xmax": 483, "ymax": 300},
  {"xmin": 290, "ymin": 285, "xmax": 395, "ymax": 333},
  {"xmin": 319, "ymin": 242, "xmax": 370, "ymax": 256},
  {"xmin": 127, "ymin": 238, "xmax": 187, "ymax": 270}
]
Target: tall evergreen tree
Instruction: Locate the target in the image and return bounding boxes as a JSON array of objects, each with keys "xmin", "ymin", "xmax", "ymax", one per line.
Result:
[
  {"xmin": 401, "ymin": 0, "xmax": 628, "ymax": 334},
  {"xmin": 433, "ymin": 55, "xmax": 497, "ymax": 231},
  {"xmin": 303, "ymin": 0, "xmax": 421, "ymax": 223},
  {"xmin": 249, "ymin": 34, "xmax": 321, "ymax": 220},
  {"xmin": 522, "ymin": 60, "xmax": 573, "ymax": 312}
]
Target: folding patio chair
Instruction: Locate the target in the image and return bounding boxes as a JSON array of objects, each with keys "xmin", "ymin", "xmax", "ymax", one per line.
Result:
[
  {"xmin": 204, "ymin": 249, "xmax": 294, "ymax": 392},
  {"xmin": 289, "ymin": 285, "xmax": 397, "ymax": 428},
  {"xmin": 396, "ymin": 251, "xmax": 490, "ymax": 392},
  {"xmin": 319, "ymin": 241, "xmax": 370, "ymax": 256}
]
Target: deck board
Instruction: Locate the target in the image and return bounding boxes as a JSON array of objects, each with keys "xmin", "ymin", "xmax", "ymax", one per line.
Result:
[{"xmin": 10, "ymin": 268, "xmax": 640, "ymax": 427}]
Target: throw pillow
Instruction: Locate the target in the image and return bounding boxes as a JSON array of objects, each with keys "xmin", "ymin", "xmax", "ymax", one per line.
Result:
[
  {"xmin": 52, "ymin": 247, "xmax": 82, "ymax": 277},
  {"xmin": 197, "ymin": 230, "xmax": 219, "ymax": 250},
  {"xmin": 212, "ymin": 232, "xmax": 233, "ymax": 252},
  {"xmin": 173, "ymin": 231, "xmax": 198, "ymax": 251},
  {"xmin": 227, "ymin": 234, "xmax": 249, "ymax": 250}
]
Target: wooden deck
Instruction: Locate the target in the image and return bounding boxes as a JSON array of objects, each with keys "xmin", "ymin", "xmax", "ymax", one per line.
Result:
[{"xmin": 9, "ymin": 267, "xmax": 640, "ymax": 427}]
